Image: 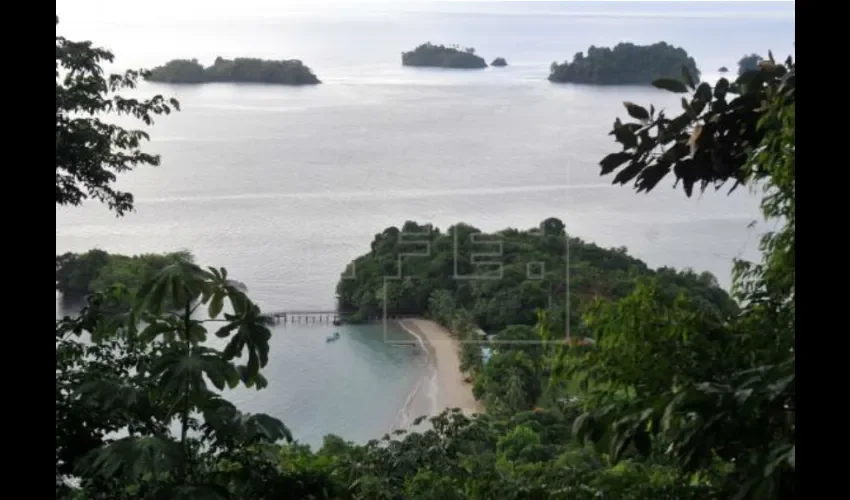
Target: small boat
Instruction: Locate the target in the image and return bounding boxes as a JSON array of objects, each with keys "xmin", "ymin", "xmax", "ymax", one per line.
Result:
[{"xmin": 325, "ymin": 332, "xmax": 341, "ymax": 343}]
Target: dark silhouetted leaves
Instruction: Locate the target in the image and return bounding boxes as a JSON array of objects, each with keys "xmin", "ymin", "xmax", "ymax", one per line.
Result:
[
  {"xmin": 623, "ymin": 101, "xmax": 650, "ymax": 121},
  {"xmin": 652, "ymin": 78, "xmax": 689, "ymax": 93},
  {"xmin": 56, "ymin": 22, "xmax": 179, "ymax": 216},
  {"xmin": 714, "ymin": 78, "xmax": 730, "ymax": 100},
  {"xmin": 599, "ymin": 152, "xmax": 633, "ymax": 175},
  {"xmin": 78, "ymin": 437, "xmax": 182, "ymax": 481}
]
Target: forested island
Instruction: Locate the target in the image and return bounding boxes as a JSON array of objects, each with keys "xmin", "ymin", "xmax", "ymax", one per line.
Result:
[
  {"xmin": 146, "ymin": 56, "xmax": 321, "ymax": 85},
  {"xmin": 56, "ymin": 249, "xmax": 194, "ymax": 304},
  {"xmin": 335, "ymin": 218, "xmax": 736, "ymax": 336},
  {"xmin": 402, "ymin": 43, "xmax": 488, "ymax": 68},
  {"xmin": 491, "ymin": 57, "xmax": 508, "ymax": 67},
  {"xmin": 548, "ymin": 42, "xmax": 700, "ymax": 85}
]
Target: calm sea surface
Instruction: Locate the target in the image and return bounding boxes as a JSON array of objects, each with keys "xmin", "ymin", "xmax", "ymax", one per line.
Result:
[{"xmin": 55, "ymin": 1, "xmax": 795, "ymax": 447}]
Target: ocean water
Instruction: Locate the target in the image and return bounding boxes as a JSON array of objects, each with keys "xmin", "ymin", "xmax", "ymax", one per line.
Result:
[{"xmin": 55, "ymin": 1, "xmax": 795, "ymax": 447}]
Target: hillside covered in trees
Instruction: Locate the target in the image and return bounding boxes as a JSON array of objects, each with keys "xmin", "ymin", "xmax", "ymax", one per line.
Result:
[
  {"xmin": 57, "ymin": 16, "xmax": 794, "ymax": 500},
  {"xmin": 548, "ymin": 42, "xmax": 700, "ymax": 85},
  {"xmin": 146, "ymin": 57, "xmax": 321, "ymax": 85},
  {"xmin": 335, "ymin": 220, "xmax": 736, "ymax": 334},
  {"xmin": 402, "ymin": 43, "xmax": 488, "ymax": 68},
  {"xmin": 56, "ymin": 249, "xmax": 194, "ymax": 304}
]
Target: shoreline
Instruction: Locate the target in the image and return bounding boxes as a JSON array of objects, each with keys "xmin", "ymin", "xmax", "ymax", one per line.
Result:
[{"xmin": 395, "ymin": 319, "xmax": 484, "ymax": 429}]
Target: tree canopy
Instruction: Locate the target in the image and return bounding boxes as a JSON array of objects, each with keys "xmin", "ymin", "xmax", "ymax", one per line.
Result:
[
  {"xmin": 56, "ymin": 249, "xmax": 195, "ymax": 305},
  {"xmin": 548, "ymin": 42, "xmax": 700, "ymax": 85},
  {"xmin": 335, "ymin": 219, "xmax": 736, "ymax": 334},
  {"xmin": 56, "ymin": 17, "xmax": 180, "ymax": 216},
  {"xmin": 402, "ymin": 43, "xmax": 488, "ymax": 69}
]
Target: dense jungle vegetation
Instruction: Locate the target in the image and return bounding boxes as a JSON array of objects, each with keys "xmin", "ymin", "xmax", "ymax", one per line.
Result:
[
  {"xmin": 56, "ymin": 250, "xmax": 195, "ymax": 304},
  {"xmin": 335, "ymin": 220, "xmax": 737, "ymax": 335},
  {"xmin": 57, "ymin": 15, "xmax": 794, "ymax": 500},
  {"xmin": 548, "ymin": 42, "xmax": 700, "ymax": 85}
]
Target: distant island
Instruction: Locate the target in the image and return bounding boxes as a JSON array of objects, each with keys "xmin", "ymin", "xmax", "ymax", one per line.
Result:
[
  {"xmin": 402, "ymin": 43, "xmax": 488, "ymax": 69},
  {"xmin": 718, "ymin": 66, "xmax": 729, "ymax": 73},
  {"xmin": 491, "ymin": 57, "xmax": 508, "ymax": 67},
  {"xmin": 146, "ymin": 57, "xmax": 321, "ymax": 85},
  {"xmin": 548, "ymin": 42, "xmax": 700, "ymax": 85}
]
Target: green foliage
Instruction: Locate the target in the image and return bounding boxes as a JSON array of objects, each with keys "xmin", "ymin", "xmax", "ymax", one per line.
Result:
[
  {"xmin": 548, "ymin": 42, "xmax": 700, "ymax": 85},
  {"xmin": 737, "ymin": 53, "xmax": 763, "ymax": 76},
  {"xmin": 402, "ymin": 43, "xmax": 488, "ymax": 69},
  {"xmin": 337, "ymin": 218, "xmax": 736, "ymax": 334},
  {"xmin": 567, "ymin": 51, "xmax": 795, "ymax": 499},
  {"xmin": 56, "ymin": 261, "xmax": 293, "ymax": 499},
  {"xmin": 599, "ymin": 53, "xmax": 792, "ymax": 198},
  {"xmin": 56, "ymin": 249, "xmax": 194, "ymax": 304},
  {"xmin": 570, "ymin": 279, "xmax": 737, "ymax": 405},
  {"xmin": 148, "ymin": 56, "xmax": 322, "ymax": 85},
  {"xmin": 55, "ymin": 18, "xmax": 179, "ymax": 216}
]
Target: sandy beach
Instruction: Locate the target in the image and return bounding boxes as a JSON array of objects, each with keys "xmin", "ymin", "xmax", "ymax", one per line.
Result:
[{"xmin": 397, "ymin": 319, "xmax": 485, "ymax": 418}]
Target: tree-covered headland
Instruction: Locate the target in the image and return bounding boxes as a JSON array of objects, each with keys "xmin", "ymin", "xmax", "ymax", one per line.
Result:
[
  {"xmin": 402, "ymin": 43, "xmax": 489, "ymax": 69},
  {"xmin": 147, "ymin": 57, "xmax": 321, "ymax": 85},
  {"xmin": 56, "ymin": 16, "xmax": 795, "ymax": 500},
  {"xmin": 548, "ymin": 42, "xmax": 700, "ymax": 85},
  {"xmin": 335, "ymin": 219, "xmax": 737, "ymax": 335},
  {"xmin": 56, "ymin": 249, "xmax": 195, "ymax": 305}
]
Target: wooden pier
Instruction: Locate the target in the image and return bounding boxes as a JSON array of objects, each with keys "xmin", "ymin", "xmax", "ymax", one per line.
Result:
[
  {"xmin": 268, "ymin": 310, "xmax": 344, "ymax": 325},
  {"xmin": 267, "ymin": 310, "xmax": 419, "ymax": 325}
]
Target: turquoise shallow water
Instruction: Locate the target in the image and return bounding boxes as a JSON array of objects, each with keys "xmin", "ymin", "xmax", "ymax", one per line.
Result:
[{"xmin": 225, "ymin": 321, "xmax": 430, "ymax": 447}]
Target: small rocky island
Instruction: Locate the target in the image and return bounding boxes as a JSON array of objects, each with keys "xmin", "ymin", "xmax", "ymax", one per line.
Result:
[
  {"xmin": 548, "ymin": 42, "xmax": 700, "ymax": 85},
  {"xmin": 402, "ymin": 43, "xmax": 488, "ymax": 69},
  {"xmin": 491, "ymin": 57, "xmax": 508, "ymax": 67},
  {"xmin": 718, "ymin": 66, "xmax": 729, "ymax": 73},
  {"xmin": 146, "ymin": 57, "xmax": 321, "ymax": 85}
]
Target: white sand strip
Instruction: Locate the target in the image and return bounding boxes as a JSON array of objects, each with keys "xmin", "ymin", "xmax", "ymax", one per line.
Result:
[{"xmin": 398, "ymin": 318, "xmax": 484, "ymax": 417}]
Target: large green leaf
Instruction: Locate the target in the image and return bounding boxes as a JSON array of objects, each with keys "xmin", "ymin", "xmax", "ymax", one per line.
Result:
[
  {"xmin": 77, "ymin": 436, "xmax": 182, "ymax": 481},
  {"xmin": 140, "ymin": 317, "xmax": 182, "ymax": 344},
  {"xmin": 201, "ymin": 397, "xmax": 291, "ymax": 445},
  {"xmin": 208, "ymin": 289, "xmax": 225, "ymax": 319},
  {"xmin": 150, "ymin": 346, "xmax": 239, "ymax": 401},
  {"xmin": 221, "ymin": 303, "xmax": 272, "ymax": 382},
  {"xmin": 135, "ymin": 260, "xmax": 211, "ymax": 315}
]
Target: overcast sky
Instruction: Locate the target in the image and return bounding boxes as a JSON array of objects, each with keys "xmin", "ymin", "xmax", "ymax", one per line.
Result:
[{"xmin": 57, "ymin": 0, "xmax": 795, "ymax": 22}]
